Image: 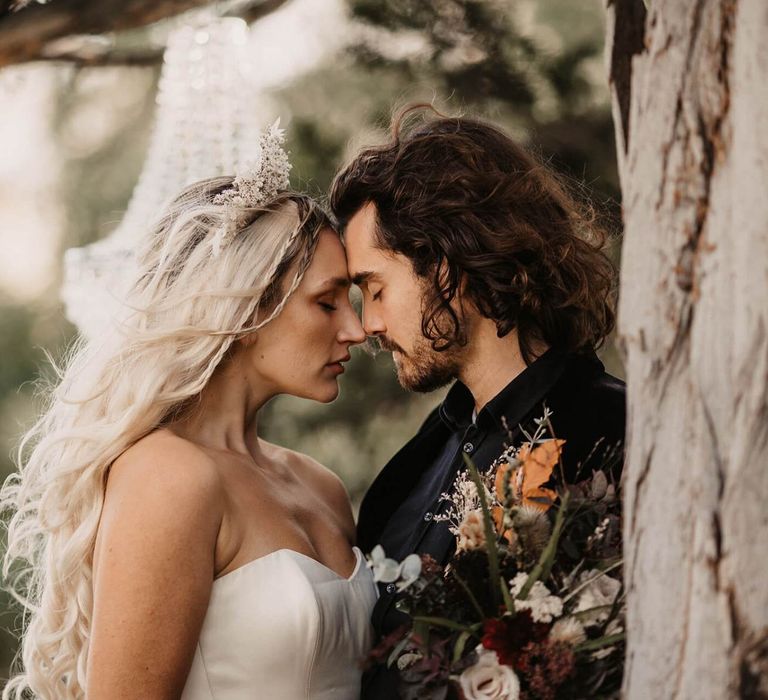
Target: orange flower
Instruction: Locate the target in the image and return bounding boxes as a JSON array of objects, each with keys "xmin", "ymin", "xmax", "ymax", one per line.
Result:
[{"xmin": 517, "ymin": 439, "xmax": 565, "ymax": 512}]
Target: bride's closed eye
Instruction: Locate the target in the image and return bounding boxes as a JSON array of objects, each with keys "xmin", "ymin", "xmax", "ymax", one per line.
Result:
[{"xmin": 319, "ymin": 301, "xmax": 337, "ymax": 312}]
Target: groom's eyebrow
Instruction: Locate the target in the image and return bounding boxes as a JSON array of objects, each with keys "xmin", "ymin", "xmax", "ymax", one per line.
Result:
[{"xmin": 351, "ymin": 271, "xmax": 379, "ymax": 286}]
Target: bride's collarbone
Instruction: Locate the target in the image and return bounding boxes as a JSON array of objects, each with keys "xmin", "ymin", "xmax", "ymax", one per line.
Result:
[{"xmin": 214, "ymin": 470, "xmax": 350, "ymax": 580}]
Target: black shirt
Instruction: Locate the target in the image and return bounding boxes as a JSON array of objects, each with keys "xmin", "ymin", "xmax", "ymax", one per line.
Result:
[
  {"xmin": 359, "ymin": 348, "xmax": 625, "ymax": 700},
  {"xmin": 377, "ymin": 347, "xmax": 572, "ymax": 567}
]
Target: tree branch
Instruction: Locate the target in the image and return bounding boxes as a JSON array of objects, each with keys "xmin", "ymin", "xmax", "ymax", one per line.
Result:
[
  {"xmin": 0, "ymin": 0, "xmax": 211, "ymax": 68},
  {"xmin": 39, "ymin": 41, "xmax": 165, "ymax": 67},
  {"xmin": 223, "ymin": 0, "xmax": 289, "ymax": 23},
  {"xmin": 0, "ymin": 0, "xmax": 289, "ymax": 68}
]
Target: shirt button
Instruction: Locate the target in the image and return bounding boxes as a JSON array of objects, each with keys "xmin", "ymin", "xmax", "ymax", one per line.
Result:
[
  {"xmin": 386, "ymin": 583, "xmax": 397, "ymax": 594},
  {"xmin": 423, "ymin": 511, "xmax": 434, "ymax": 522},
  {"xmin": 463, "ymin": 442, "xmax": 475, "ymax": 454}
]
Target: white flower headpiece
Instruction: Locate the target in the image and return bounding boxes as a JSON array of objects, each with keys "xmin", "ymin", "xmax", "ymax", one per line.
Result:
[{"xmin": 211, "ymin": 118, "xmax": 292, "ymax": 256}]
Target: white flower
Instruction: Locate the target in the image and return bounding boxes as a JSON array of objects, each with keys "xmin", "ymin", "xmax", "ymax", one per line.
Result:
[
  {"xmin": 396, "ymin": 553, "xmax": 422, "ymax": 591},
  {"xmin": 573, "ymin": 570, "xmax": 622, "ymax": 626},
  {"xmin": 396, "ymin": 651, "xmax": 422, "ymax": 670},
  {"xmin": 509, "ymin": 573, "xmax": 563, "ymax": 623},
  {"xmin": 459, "ymin": 646, "xmax": 520, "ymax": 700},
  {"xmin": 549, "ymin": 617, "xmax": 586, "ymax": 646},
  {"xmin": 366, "ymin": 545, "xmax": 401, "ymax": 583},
  {"xmin": 365, "ymin": 546, "xmax": 422, "ymax": 591}
]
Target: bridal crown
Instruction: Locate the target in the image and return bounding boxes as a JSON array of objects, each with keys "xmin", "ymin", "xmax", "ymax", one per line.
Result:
[{"xmin": 210, "ymin": 119, "xmax": 292, "ymax": 256}]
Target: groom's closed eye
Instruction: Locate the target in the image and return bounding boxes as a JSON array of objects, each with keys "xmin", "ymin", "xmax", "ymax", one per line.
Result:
[{"xmin": 350, "ymin": 271, "xmax": 384, "ymax": 301}]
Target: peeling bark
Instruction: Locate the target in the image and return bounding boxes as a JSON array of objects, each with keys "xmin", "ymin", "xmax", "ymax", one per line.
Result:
[
  {"xmin": 606, "ymin": 0, "xmax": 768, "ymax": 697},
  {"xmin": 605, "ymin": 0, "xmax": 647, "ymax": 156}
]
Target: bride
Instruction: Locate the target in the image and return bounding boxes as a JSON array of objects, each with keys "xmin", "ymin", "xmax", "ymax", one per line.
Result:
[{"xmin": 1, "ymin": 125, "xmax": 376, "ymax": 699}]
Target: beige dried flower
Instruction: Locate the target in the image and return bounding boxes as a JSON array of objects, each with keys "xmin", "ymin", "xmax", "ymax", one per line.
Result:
[
  {"xmin": 457, "ymin": 509, "xmax": 486, "ymax": 552},
  {"xmin": 513, "ymin": 505, "xmax": 552, "ymax": 557},
  {"xmin": 210, "ymin": 119, "xmax": 292, "ymax": 256},
  {"xmin": 550, "ymin": 617, "xmax": 587, "ymax": 646}
]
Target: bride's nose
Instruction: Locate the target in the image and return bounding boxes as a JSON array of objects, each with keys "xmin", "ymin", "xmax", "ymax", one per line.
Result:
[{"xmin": 337, "ymin": 305, "xmax": 366, "ymax": 345}]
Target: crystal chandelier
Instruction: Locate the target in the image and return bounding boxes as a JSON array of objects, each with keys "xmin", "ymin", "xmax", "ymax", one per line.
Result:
[{"xmin": 61, "ymin": 17, "xmax": 263, "ymax": 338}]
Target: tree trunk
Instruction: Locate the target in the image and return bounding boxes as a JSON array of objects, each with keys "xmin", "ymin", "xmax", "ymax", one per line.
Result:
[{"xmin": 606, "ymin": 0, "xmax": 768, "ymax": 697}]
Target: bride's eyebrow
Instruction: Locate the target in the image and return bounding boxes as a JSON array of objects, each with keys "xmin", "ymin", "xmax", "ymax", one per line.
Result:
[{"xmin": 313, "ymin": 276, "xmax": 351, "ymax": 294}]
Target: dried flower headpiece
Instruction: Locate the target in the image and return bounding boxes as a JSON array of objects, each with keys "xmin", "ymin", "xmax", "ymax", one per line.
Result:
[{"xmin": 210, "ymin": 118, "xmax": 292, "ymax": 256}]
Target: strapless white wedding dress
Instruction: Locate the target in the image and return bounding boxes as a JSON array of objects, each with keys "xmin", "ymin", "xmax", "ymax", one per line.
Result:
[{"xmin": 181, "ymin": 546, "xmax": 377, "ymax": 700}]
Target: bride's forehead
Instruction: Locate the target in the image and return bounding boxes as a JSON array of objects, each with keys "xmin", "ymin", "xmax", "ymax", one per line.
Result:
[
  {"xmin": 310, "ymin": 231, "xmax": 346, "ymax": 264},
  {"xmin": 300, "ymin": 233, "xmax": 348, "ymax": 284}
]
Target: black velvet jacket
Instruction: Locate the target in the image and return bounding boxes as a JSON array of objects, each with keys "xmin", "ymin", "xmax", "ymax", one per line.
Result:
[{"xmin": 358, "ymin": 348, "xmax": 626, "ymax": 700}]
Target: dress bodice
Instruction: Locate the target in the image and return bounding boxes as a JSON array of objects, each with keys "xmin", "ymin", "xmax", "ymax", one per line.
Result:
[{"xmin": 181, "ymin": 546, "xmax": 377, "ymax": 700}]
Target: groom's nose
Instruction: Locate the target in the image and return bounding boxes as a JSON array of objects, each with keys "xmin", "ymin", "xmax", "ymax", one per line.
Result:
[{"xmin": 362, "ymin": 304, "xmax": 386, "ymax": 337}]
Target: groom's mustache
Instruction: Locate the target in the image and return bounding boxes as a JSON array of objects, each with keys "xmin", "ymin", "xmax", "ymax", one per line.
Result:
[{"xmin": 367, "ymin": 335, "xmax": 406, "ymax": 356}]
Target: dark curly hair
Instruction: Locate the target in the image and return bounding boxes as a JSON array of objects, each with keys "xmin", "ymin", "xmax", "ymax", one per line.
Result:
[{"xmin": 330, "ymin": 105, "xmax": 617, "ymax": 365}]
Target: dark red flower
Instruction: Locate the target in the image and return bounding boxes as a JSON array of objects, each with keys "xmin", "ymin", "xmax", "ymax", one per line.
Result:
[
  {"xmin": 481, "ymin": 611, "xmax": 550, "ymax": 667},
  {"xmin": 516, "ymin": 640, "xmax": 576, "ymax": 700}
]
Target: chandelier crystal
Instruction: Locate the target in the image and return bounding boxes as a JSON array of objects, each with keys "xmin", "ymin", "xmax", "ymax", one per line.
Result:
[{"xmin": 61, "ymin": 17, "xmax": 263, "ymax": 338}]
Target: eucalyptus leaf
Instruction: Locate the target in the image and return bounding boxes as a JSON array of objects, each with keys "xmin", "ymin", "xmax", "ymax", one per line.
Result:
[{"xmin": 452, "ymin": 630, "xmax": 472, "ymax": 664}]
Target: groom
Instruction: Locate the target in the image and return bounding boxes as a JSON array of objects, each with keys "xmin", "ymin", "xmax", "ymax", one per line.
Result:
[{"xmin": 330, "ymin": 107, "xmax": 626, "ymax": 699}]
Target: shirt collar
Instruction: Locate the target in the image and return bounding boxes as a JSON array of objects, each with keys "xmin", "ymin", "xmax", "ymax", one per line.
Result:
[{"xmin": 438, "ymin": 347, "xmax": 584, "ymax": 433}]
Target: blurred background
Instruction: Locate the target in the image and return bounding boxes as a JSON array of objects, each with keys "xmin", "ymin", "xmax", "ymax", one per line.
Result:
[{"xmin": 0, "ymin": 0, "xmax": 623, "ymax": 680}]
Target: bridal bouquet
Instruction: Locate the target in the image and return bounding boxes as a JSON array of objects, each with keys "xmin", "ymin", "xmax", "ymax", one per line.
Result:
[{"xmin": 366, "ymin": 409, "xmax": 625, "ymax": 700}]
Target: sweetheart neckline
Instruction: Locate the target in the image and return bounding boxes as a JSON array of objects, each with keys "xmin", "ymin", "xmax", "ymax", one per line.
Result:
[{"xmin": 213, "ymin": 546, "xmax": 365, "ymax": 584}]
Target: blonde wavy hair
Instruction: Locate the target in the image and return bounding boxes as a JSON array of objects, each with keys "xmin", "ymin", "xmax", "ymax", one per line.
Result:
[{"xmin": 0, "ymin": 177, "xmax": 329, "ymax": 699}]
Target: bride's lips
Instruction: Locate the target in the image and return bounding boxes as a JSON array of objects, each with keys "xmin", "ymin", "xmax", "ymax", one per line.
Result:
[{"xmin": 325, "ymin": 354, "xmax": 351, "ymax": 375}]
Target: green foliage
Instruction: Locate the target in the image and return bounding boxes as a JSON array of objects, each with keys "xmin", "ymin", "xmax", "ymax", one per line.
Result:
[
  {"xmin": 0, "ymin": 302, "xmax": 38, "ymax": 402},
  {"xmin": 348, "ymin": 0, "xmax": 540, "ymax": 108},
  {"xmin": 0, "ymin": 300, "xmax": 75, "ymax": 681}
]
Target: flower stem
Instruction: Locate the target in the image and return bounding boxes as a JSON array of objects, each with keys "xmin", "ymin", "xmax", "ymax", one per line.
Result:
[
  {"xmin": 463, "ymin": 453, "xmax": 501, "ymax": 611},
  {"xmin": 452, "ymin": 569, "xmax": 486, "ymax": 620}
]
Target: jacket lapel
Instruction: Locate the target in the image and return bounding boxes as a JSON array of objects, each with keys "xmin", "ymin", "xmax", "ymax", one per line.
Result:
[{"xmin": 356, "ymin": 407, "xmax": 449, "ymax": 553}]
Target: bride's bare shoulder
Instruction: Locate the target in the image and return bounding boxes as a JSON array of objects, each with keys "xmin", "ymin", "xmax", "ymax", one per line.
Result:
[
  {"xmin": 106, "ymin": 429, "xmax": 225, "ymax": 517},
  {"xmin": 113, "ymin": 428, "xmax": 218, "ymax": 471}
]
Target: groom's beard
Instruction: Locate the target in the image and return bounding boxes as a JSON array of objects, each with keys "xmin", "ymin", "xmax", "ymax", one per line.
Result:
[{"xmin": 377, "ymin": 334, "xmax": 461, "ymax": 393}]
